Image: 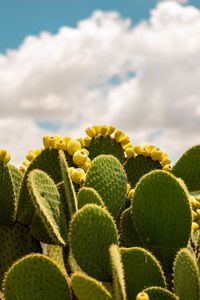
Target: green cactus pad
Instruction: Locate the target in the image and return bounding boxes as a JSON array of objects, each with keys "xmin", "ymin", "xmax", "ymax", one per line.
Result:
[
  {"xmin": 85, "ymin": 155, "xmax": 127, "ymax": 218},
  {"xmin": 172, "ymin": 144, "xmax": 200, "ymax": 192},
  {"xmin": 109, "ymin": 244, "xmax": 127, "ymax": 300},
  {"xmin": 124, "ymin": 155, "xmax": 161, "ymax": 188},
  {"xmin": 0, "ymin": 222, "xmax": 41, "ymax": 288},
  {"xmin": 143, "ymin": 287, "xmax": 179, "ymax": 299},
  {"xmin": 119, "ymin": 207, "xmax": 144, "ymax": 248},
  {"xmin": 77, "ymin": 187, "xmax": 104, "ymax": 209},
  {"xmin": 30, "ymin": 212, "xmax": 56, "ymax": 244},
  {"xmin": 7, "ymin": 164, "xmax": 23, "ymax": 205},
  {"xmin": 59, "ymin": 150, "xmax": 77, "ymax": 221},
  {"xmin": 173, "ymin": 248, "xmax": 200, "ymax": 300},
  {"xmin": 3, "ymin": 253, "xmax": 72, "ymax": 300},
  {"xmin": 70, "ymin": 204, "xmax": 119, "ymax": 281},
  {"xmin": 0, "ymin": 162, "xmax": 18, "ymax": 225},
  {"xmin": 17, "ymin": 148, "xmax": 74, "ymax": 226},
  {"xmin": 46, "ymin": 244, "xmax": 67, "ymax": 276},
  {"xmin": 132, "ymin": 170, "xmax": 192, "ymax": 273},
  {"xmin": 87, "ymin": 135, "xmax": 126, "ymax": 164},
  {"xmin": 71, "ymin": 272, "xmax": 112, "ymax": 300},
  {"xmin": 120, "ymin": 247, "xmax": 166, "ymax": 299},
  {"xmin": 28, "ymin": 169, "xmax": 68, "ymax": 246}
]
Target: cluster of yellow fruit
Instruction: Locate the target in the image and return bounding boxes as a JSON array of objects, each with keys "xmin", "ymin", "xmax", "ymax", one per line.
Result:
[
  {"xmin": 190, "ymin": 195, "xmax": 200, "ymax": 233},
  {"xmin": 18, "ymin": 124, "xmax": 172, "ymax": 184},
  {"xmin": 0, "ymin": 150, "xmax": 11, "ymax": 164},
  {"xmin": 133, "ymin": 144, "xmax": 172, "ymax": 172},
  {"xmin": 19, "ymin": 148, "xmax": 44, "ymax": 174}
]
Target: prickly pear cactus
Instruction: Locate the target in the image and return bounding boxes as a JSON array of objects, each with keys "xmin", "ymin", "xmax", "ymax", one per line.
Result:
[{"xmin": 0, "ymin": 125, "xmax": 200, "ymax": 299}]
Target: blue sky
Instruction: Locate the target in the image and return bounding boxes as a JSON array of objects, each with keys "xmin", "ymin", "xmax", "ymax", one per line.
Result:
[
  {"xmin": 1, "ymin": 0, "xmax": 198, "ymax": 54},
  {"xmin": 1, "ymin": 0, "xmax": 200, "ymax": 165}
]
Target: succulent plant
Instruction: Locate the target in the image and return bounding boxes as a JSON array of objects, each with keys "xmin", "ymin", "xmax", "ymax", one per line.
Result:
[{"xmin": 0, "ymin": 125, "xmax": 199, "ymax": 299}]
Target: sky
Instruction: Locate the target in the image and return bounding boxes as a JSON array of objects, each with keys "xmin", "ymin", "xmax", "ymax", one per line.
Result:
[{"xmin": 0, "ymin": 0, "xmax": 200, "ymax": 166}]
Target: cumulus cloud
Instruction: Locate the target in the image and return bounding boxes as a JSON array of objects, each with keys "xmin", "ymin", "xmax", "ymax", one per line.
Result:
[{"xmin": 0, "ymin": 1, "xmax": 200, "ymax": 165}]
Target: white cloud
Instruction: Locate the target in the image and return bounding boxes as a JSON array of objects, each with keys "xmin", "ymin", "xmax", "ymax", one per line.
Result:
[{"xmin": 1, "ymin": 1, "xmax": 200, "ymax": 166}]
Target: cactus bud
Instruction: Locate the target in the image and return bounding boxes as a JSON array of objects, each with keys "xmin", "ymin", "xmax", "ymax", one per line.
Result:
[
  {"xmin": 114, "ymin": 129, "xmax": 125, "ymax": 142},
  {"xmin": 71, "ymin": 168, "xmax": 86, "ymax": 184},
  {"xmin": 85, "ymin": 127, "xmax": 96, "ymax": 138},
  {"xmin": 73, "ymin": 150, "xmax": 88, "ymax": 165},
  {"xmin": 136, "ymin": 292, "xmax": 149, "ymax": 300},
  {"xmin": 134, "ymin": 145, "xmax": 142, "ymax": 155},
  {"xmin": 106, "ymin": 125, "xmax": 115, "ymax": 135},
  {"xmin": 67, "ymin": 140, "xmax": 81, "ymax": 156}
]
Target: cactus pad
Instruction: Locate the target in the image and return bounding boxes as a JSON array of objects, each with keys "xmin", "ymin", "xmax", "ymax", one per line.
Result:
[
  {"xmin": 71, "ymin": 272, "xmax": 112, "ymax": 300},
  {"xmin": 85, "ymin": 155, "xmax": 127, "ymax": 218},
  {"xmin": 69, "ymin": 204, "xmax": 119, "ymax": 281},
  {"xmin": 109, "ymin": 244, "xmax": 127, "ymax": 300},
  {"xmin": 132, "ymin": 170, "xmax": 192, "ymax": 272},
  {"xmin": 173, "ymin": 248, "xmax": 200, "ymax": 300},
  {"xmin": 28, "ymin": 169, "xmax": 68, "ymax": 246},
  {"xmin": 87, "ymin": 135, "xmax": 126, "ymax": 163},
  {"xmin": 143, "ymin": 287, "xmax": 179, "ymax": 299},
  {"xmin": 172, "ymin": 144, "xmax": 200, "ymax": 192},
  {"xmin": 3, "ymin": 254, "xmax": 72, "ymax": 300},
  {"xmin": 77, "ymin": 187, "xmax": 104, "ymax": 209},
  {"xmin": 124, "ymin": 155, "xmax": 161, "ymax": 188},
  {"xmin": 120, "ymin": 247, "xmax": 166, "ymax": 299},
  {"xmin": 0, "ymin": 162, "xmax": 17, "ymax": 225},
  {"xmin": 0, "ymin": 223, "xmax": 41, "ymax": 288}
]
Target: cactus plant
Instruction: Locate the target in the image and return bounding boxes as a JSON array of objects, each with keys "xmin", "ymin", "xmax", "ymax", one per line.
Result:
[{"xmin": 0, "ymin": 125, "xmax": 200, "ymax": 299}]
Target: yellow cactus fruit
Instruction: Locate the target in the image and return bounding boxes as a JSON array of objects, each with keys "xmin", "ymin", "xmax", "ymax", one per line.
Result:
[
  {"xmin": 114, "ymin": 129, "xmax": 125, "ymax": 142},
  {"xmin": 126, "ymin": 183, "xmax": 131, "ymax": 195},
  {"xmin": 67, "ymin": 140, "xmax": 82, "ymax": 156},
  {"xmin": 26, "ymin": 151, "xmax": 35, "ymax": 162},
  {"xmin": 189, "ymin": 196, "xmax": 200, "ymax": 210},
  {"xmin": 4, "ymin": 151, "xmax": 11, "ymax": 164},
  {"xmin": 63, "ymin": 136, "xmax": 71, "ymax": 147},
  {"xmin": 123, "ymin": 143, "xmax": 133, "ymax": 150},
  {"xmin": 68, "ymin": 167, "xmax": 75, "ymax": 178},
  {"xmin": 192, "ymin": 211, "xmax": 198, "ymax": 220},
  {"xmin": 0, "ymin": 150, "xmax": 8, "ymax": 162},
  {"xmin": 85, "ymin": 127, "xmax": 96, "ymax": 138},
  {"xmin": 48, "ymin": 135, "xmax": 62, "ymax": 149},
  {"xmin": 79, "ymin": 162, "xmax": 90, "ymax": 172},
  {"xmin": 162, "ymin": 164, "xmax": 172, "ymax": 172},
  {"xmin": 136, "ymin": 292, "xmax": 149, "ymax": 300},
  {"xmin": 84, "ymin": 137, "xmax": 91, "ymax": 147},
  {"xmin": 144, "ymin": 144, "xmax": 155, "ymax": 152},
  {"xmin": 100, "ymin": 125, "xmax": 108, "ymax": 136},
  {"xmin": 119, "ymin": 136, "xmax": 130, "ymax": 147},
  {"xmin": 141, "ymin": 147, "xmax": 150, "ymax": 157},
  {"xmin": 196, "ymin": 195, "xmax": 200, "ymax": 202},
  {"xmin": 56, "ymin": 140, "xmax": 65, "ymax": 150},
  {"xmin": 150, "ymin": 147, "xmax": 163, "ymax": 161},
  {"xmin": 76, "ymin": 137, "xmax": 85, "ymax": 148},
  {"xmin": 71, "ymin": 168, "xmax": 86, "ymax": 184},
  {"xmin": 35, "ymin": 148, "xmax": 43, "ymax": 156},
  {"xmin": 92, "ymin": 125, "xmax": 101, "ymax": 135},
  {"xmin": 73, "ymin": 150, "xmax": 88, "ymax": 166},
  {"xmin": 22, "ymin": 160, "xmax": 30, "ymax": 168},
  {"xmin": 125, "ymin": 147, "xmax": 135, "ymax": 159},
  {"xmin": 134, "ymin": 144, "xmax": 142, "ymax": 155},
  {"xmin": 196, "ymin": 209, "xmax": 200, "ymax": 217},
  {"xmin": 128, "ymin": 189, "xmax": 135, "ymax": 200},
  {"xmin": 192, "ymin": 222, "xmax": 199, "ymax": 233},
  {"xmin": 43, "ymin": 136, "xmax": 50, "ymax": 148},
  {"xmin": 19, "ymin": 166, "xmax": 26, "ymax": 174},
  {"xmin": 161, "ymin": 151, "xmax": 168, "ymax": 159},
  {"xmin": 161, "ymin": 156, "xmax": 171, "ymax": 167},
  {"xmin": 106, "ymin": 125, "xmax": 115, "ymax": 135},
  {"xmin": 81, "ymin": 148, "xmax": 89, "ymax": 156}
]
